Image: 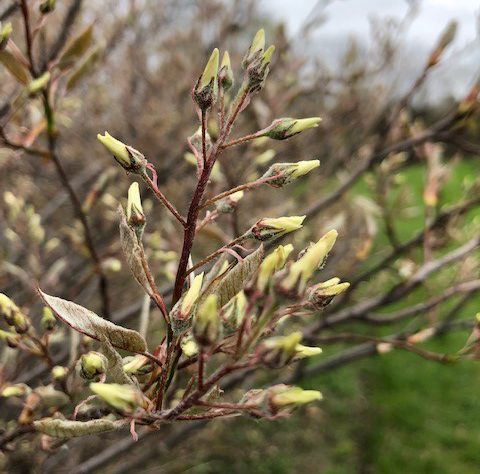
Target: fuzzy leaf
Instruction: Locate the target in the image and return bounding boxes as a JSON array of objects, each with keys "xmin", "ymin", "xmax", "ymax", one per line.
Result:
[
  {"xmin": 118, "ymin": 205, "xmax": 153, "ymax": 296},
  {"xmin": 33, "ymin": 418, "xmax": 124, "ymax": 438},
  {"xmin": 57, "ymin": 25, "xmax": 93, "ymax": 70},
  {"xmin": 100, "ymin": 335, "xmax": 136, "ymax": 385},
  {"xmin": 0, "ymin": 50, "xmax": 29, "ymax": 84},
  {"xmin": 37, "ymin": 288, "xmax": 147, "ymax": 353},
  {"xmin": 66, "ymin": 46, "xmax": 101, "ymax": 90},
  {"xmin": 210, "ymin": 245, "xmax": 264, "ymax": 307}
]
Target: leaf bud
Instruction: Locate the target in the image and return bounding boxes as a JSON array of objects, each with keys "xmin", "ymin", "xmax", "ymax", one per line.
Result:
[
  {"xmin": 307, "ymin": 280, "xmax": 350, "ymax": 309},
  {"xmin": 215, "ymin": 190, "xmax": 244, "ymax": 213},
  {"xmin": 97, "ymin": 132, "xmax": 147, "ymax": 174},
  {"xmin": 242, "ymin": 29, "xmax": 265, "ymax": 68},
  {"xmin": 0, "ymin": 22, "xmax": 12, "ymax": 51},
  {"xmin": 193, "ymin": 294, "xmax": 221, "ymax": 347},
  {"xmin": 193, "ymin": 48, "xmax": 219, "ymax": 111},
  {"xmin": 90, "ymin": 383, "xmax": 145, "ymax": 413},
  {"xmin": 220, "ymin": 290, "xmax": 248, "ymax": 332},
  {"xmin": 219, "ymin": 51, "xmax": 234, "ymax": 91},
  {"xmin": 77, "ymin": 351, "xmax": 107, "ymax": 380},
  {"xmin": 126, "ymin": 182, "xmax": 146, "ymax": 234},
  {"xmin": 171, "ymin": 272, "xmax": 204, "ymax": 335},
  {"xmin": 262, "ymin": 160, "xmax": 320, "ymax": 187},
  {"xmin": 256, "ymin": 244, "xmax": 293, "ymax": 293},
  {"xmin": 249, "ymin": 216, "xmax": 305, "ymax": 242},
  {"xmin": 264, "ymin": 117, "xmax": 322, "ymax": 140},
  {"xmin": 41, "ymin": 306, "xmax": 57, "ymax": 331},
  {"xmin": 269, "ymin": 384, "xmax": 322, "ymax": 410}
]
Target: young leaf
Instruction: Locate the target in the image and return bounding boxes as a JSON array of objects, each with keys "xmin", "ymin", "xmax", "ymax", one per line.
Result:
[
  {"xmin": 0, "ymin": 50, "xmax": 29, "ymax": 84},
  {"xmin": 57, "ymin": 24, "xmax": 93, "ymax": 70},
  {"xmin": 37, "ymin": 288, "xmax": 147, "ymax": 353},
  {"xmin": 100, "ymin": 335, "xmax": 136, "ymax": 385},
  {"xmin": 210, "ymin": 245, "xmax": 264, "ymax": 307},
  {"xmin": 118, "ymin": 205, "xmax": 153, "ymax": 296},
  {"xmin": 33, "ymin": 418, "xmax": 124, "ymax": 438}
]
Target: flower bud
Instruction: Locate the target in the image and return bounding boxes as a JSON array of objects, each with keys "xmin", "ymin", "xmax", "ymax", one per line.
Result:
[
  {"xmin": 27, "ymin": 72, "xmax": 51, "ymax": 95},
  {"xmin": 249, "ymin": 216, "xmax": 305, "ymax": 242},
  {"xmin": 39, "ymin": 0, "xmax": 56, "ymax": 14},
  {"xmin": 41, "ymin": 306, "xmax": 57, "ymax": 331},
  {"xmin": 77, "ymin": 351, "xmax": 107, "ymax": 380},
  {"xmin": 193, "ymin": 294, "xmax": 221, "ymax": 347},
  {"xmin": 180, "ymin": 334, "xmax": 199, "ymax": 358},
  {"xmin": 97, "ymin": 132, "xmax": 147, "ymax": 174},
  {"xmin": 2, "ymin": 383, "xmax": 30, "ymax": 398},
  {"xmin": 0, "ymin": 329, "xmax": 20, "ymax": 347},
  {"xmin": 122, "ymin": 355, "xmax": 153, "ymax": 375},
  {"xmin": 293, "ymin": 344, "xmax": 323, "ymax": 360},
  {"xmin": 220, "ymin": 290, "xmax": 247, "ymax": 332},
  {"xmin": 264, "ymin": 117, "xmax": 322, "ymax": 140},
  {"xmin": 256, "ymin": 244, "xmax": 293, "ymax": 293},
  {"xmin": 51, "ymin": 366, "xmax": 68, "ymax": 380},
  {"xmin": 193, "ymin": 48, "xmax": 219, "ymax": 111},
  {"xmin": 242, "ymin": 29, "xmax": 265, "ymax": 68},
  {"xmin": 269, "ymin": 384, "xmax": 322, "ymax": 410},
  {"xmin": 171, "ymin": 272, "xmax": 204, "ymax": 335},
  {"xmin": 219, "ymin": 51, "xmax": 234, "ymax": 91},
  {"xmin": 126, "ymin": 182, "xmax": 146, "ymax": 231},
  {"xmin": 215, "ymin": 191, "xmax": 244, "ymax": 213},
  {"xmin": 245, "ymin": 45, "xmax": 275, "ymax": 93},
  {"xmin": 307, "ymin": 280, "xmax": 350, "ymax": 309},
  {"xmin": 0, "ymin": 294, "xmax": 30, "ymax": 333},
  {"xmin": 257, "ymin": 331, "xmax": 303, "ymax": 368},
  {"xmin": 276, "ymin": 230, "xmax": 338, "ymax": 298},
  {"xmin": 262, "ymin": 160, "xmax": 320, "ymax": 187},
  {"xmin": 0, "ymin": 22, "xmax": 12, "ymax": 51},
  {"xmin": 90, "ymin": 383, "xmax": 144, "ymax": 413}
]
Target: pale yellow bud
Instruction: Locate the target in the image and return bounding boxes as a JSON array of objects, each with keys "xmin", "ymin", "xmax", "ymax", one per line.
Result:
[
  {"xmin": 221, "ymin": 290, "xmax": 248, "ymax": 331},
  {"xmin": 181, "ymin": 272, "xmax": 204, "ymax": 315},
  {"xmin": 250, "ymin": 216, "xmax": 305, "ymax": 241},
  {"xmin": 262, "ymin": 45, "xmax": 275, "ymax": 65},
  {"xmin": 246, "ymin": 29, "xmax": 265, "ymax": 63},
  {"xmin": 97, "ymin": 132, "xmax": 130, "ymax": 167},
  {"xmin": 90, "ymin": 383, "xmax": 143, "ymax": 413},
  {"xmin": 27, "ymin": 72, "xmax": 51, "ymax": 95},
  {"xmin": 193, "ymin": 294, "xmax": 221, "ymax": 346},
  {"xmin": 0, "ymin": 22, "xmax": 12, "ymax": 51},
  {"xmin": 126, "ymin": 182, "xmax": 145, "ymax": 225},
  {"xmin": 180, "ymin": 335, "xmax": 199, "ymax": 357},
  {"xmin": 199, "ymin": 48, "xmax": 219, "ymax": 90},
  {"xmin": 270, "ymin": 385, "xmax": 322, "ymax": 408},
  {"xmin": 219, "ymin": 51, "xmax": 234, "ymax": 90},
  {"xmin": 2, "ymin": 384, "xmax": 29, "ymax": 398},
  {"xmin": 77, "ymin": 351, "xmax": 107, "ymax": 380},
  {"xmin": 257, "ymin": 244, "xmax": 294, "ymax": 292},
  {"xmin": 52, "ymin": 366, "xmax": 68, "ymax": 380},
  {"xmin": 122, "ymin": 355, "xmax": 153, "ymax": 375},
  {"xmin": 263, "ymin": 160, "xmax": 320, "ymax": 187},
  {"xmin": 293, "ymin": 344, "xmax": 322, "ymax": 360},
  {"xmin": 265, "ymin": 117, "xmax": 322, "ymax": 140}
]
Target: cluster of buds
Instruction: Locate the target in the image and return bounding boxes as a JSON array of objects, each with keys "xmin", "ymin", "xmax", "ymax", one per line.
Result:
[
  {"xmin": 90, "ymin": 383, "xmax": 146, "ymax": 413},
  {"xmin": 170, "ymin": 272, "xmax": 204, "ymax": 335},
  {"xmin": 220, "ymin": 290, "xmax": 247, "ymax": 332},
  {"xmin": 264, "ymin": 117, "xmax": 322, "ymax": 140},
  {"xmin": 215, "ymin": 190, "xmax": 244, "ymax": 214},
  {"xmin": 97, "ymin": 132, "xmax": 147, "ymax": 174},
  {"xmin": 248, "ymin": 215, "xmax": 305, "ymax": 242},
  {"xmin": 0, "ymin": 21, "xmax": 12, "ymax": 51},
  {"xmin": 193, "ymin": 48, "xmax": 219, "ymax": 111},
  {"xmin": 193, "ymin": 294, "xmax": 221, "ymax": 347},
  {"xmin": 306, "ymin": 278, "xmax": 350, "ymax": 309},
  {"xmin": 262, "ymin": 160, "xmax": 320, "ymax": 188},
  {"xmin": 242, "ymin": 29, "xmax": 275, "ymax": 94},
  {"xmin": 275, "ymin": 230, "xmax": 338, "ymax": 299},
  {"xmin": 0, "ymin": 293, "xmax": 30, "ymax": 333},
  {"xmin": 257, "ymin": 331, "xmax": 322, "ymax": 368},
  {"xmin": 76, "ymin": 351, "xmax": 107, "ymax": 381},
  {"xmin": 242, "ymin": 384, "xmax": 322, "ymax": 417}
]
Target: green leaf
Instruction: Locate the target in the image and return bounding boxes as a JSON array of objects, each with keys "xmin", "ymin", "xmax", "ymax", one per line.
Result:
[
  {"xmin": 0, "ymin": 50, "xmax": 29, "ymax": 84},
  {"xmin": 57, "ymin": 24, "xmax": 93, "ymax": 70},
  {"xmin": 37, "ymin": 288, "xmax": 147, "ymax": 353}
]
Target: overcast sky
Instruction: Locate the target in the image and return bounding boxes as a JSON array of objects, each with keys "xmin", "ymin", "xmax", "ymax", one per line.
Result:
[{"xmin": 261, "ymin": 0, "xmax": 480, "ymax": 100}]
